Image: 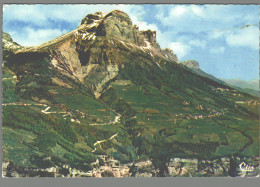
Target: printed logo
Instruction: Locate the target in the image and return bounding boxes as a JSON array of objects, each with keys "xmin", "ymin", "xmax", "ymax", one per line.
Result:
[{"xmin": 239, "ymin": 162, "xmax": 254, "ymax": 172}]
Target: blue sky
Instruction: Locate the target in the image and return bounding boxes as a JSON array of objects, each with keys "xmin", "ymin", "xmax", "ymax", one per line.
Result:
[{"xmin": 3, "ymin": 4, "xmax": 259, "ymax": 81}]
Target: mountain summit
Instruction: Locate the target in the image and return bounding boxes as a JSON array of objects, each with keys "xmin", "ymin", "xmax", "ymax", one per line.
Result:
[{"xmin": 2, "ymin": 10, "xmax": 259, "ymax": 177}]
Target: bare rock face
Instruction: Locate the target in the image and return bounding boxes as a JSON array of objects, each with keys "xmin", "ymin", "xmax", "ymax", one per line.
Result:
[
  {"xmin": 103, "ymin": 10, "xmax": 134, "ymax": 41},
  {"xmin": 162, "ymin": 48, "xmax": 179, "ymax": 62},
  {"xmin": 4, "ymin": 10, "xmax": 180, "ymax": 99},
  {"xmin": 80, "ymin": 10, "xmax": 134, "ymax": 42},
  {"xmin": 141, "ymin": 30, "xmax": 156, "ymax": 45},
  {"xmin": 181, "ymin": 60, "xmax": 200, "ymax": 70}
]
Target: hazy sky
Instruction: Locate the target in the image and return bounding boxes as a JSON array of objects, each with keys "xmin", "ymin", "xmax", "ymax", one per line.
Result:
[{"xmin": 3, "ymin": 4, "xmax": 259, "ymax": 81}]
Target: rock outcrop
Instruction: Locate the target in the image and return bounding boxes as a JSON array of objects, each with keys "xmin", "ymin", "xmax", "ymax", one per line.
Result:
[
  {"xmin": 180, "ymin": 59, "xmax": 228, "ymax": 86},
  {"xmin": 181, "ymin": 60, "xmax": 200, "ymax": 69},
  {"xmin": 141, "ymin": 30, "xmax": 156, "ymax": 46},
  {"xmin": 2, "ymin": 33, "xmax": 23, "ymax": 66},
  {"xmin": 162, "ymin": 48, "xmax": 179, "ymax": 62}
]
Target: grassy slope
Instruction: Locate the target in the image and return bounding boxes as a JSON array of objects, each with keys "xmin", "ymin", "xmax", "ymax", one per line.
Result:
[
  {"xmin": 2, "ymin": 67, "xmax": 128, "ymax": 169},
  {"xmin": 104, "ymin": 59, "xmax": 259, "ymax": 160}
]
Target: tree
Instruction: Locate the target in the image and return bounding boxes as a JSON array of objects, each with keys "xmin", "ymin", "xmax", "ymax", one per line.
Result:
[
  {"xmin": 229, "ymin": 155, "xmax": 238, "ymax": 177},
  {"xmin": 140, "ymin": 132, "xmax": 172, "ymax": 177}
]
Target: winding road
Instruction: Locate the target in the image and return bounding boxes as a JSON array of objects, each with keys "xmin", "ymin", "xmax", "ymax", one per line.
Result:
[{"xmin": 91, "ymin": 133, "xmax": 119, "ymax": 153}]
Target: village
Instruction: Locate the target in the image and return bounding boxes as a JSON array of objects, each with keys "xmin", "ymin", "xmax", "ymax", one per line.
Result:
[
  {"xmin": 3, "ymin": 154, "xmax": 259, "ymax": 177},
  {"xmin": 169, "ymin": 102, "xmax": 228, "ymax": 123}
]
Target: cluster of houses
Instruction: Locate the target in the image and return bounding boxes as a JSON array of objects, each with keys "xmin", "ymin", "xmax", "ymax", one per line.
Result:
[
  {"xmin": 247, "ymin": 99, "xmax": 259, "ymax": 105},
  {"xmin": 212, "ymin": 88, "xmax": 230, "ymax": 92},
  {"xmin": 212, "ymin": 87, "xmax": 246, "ymax": 97},
  {"xmin": 91, "ymin": 155, "xmax": 130, "ymax": 177},
  {"xmin": 171, "ymin": 107, "xmax": 227, "ymax": 123}
]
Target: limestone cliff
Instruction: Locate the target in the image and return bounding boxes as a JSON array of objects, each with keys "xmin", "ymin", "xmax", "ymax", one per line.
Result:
[{"xmin": 4, "ymin": 10, "xmax": 179, "ymax": 99}]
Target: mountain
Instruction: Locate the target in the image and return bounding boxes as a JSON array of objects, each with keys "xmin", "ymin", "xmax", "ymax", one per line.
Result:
[
  {"xmin": 2, "ymin": 10, "xmax": 259, "ymax": 177},
  {"xmin": 180, "ymin": 60, "xmax": 229, "ymax": 85},
  {"xmin": 221, "ymin": 79, "xmax": 259, "ymax": 96},
  {"xmin": 181, "ymin": 60, "xmax": 259, "ymax": 97},
  {"xmin": 222, "ymin": 79, "xmax": 259, "ymax": 91}
]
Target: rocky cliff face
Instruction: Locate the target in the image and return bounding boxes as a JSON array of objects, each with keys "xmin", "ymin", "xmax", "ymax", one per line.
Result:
[{"xmin": 5, "ymin": 10, "xmax": 179, "ymax": 99}]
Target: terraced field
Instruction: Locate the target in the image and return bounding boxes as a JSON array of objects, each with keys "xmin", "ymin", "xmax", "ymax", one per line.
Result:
[{"xmin": 109, "ymin": 78, "xmax": 259, "ymax": 160}]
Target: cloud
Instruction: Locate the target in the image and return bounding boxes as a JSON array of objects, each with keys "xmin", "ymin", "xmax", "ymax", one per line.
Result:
[
  {"xmin": 209, "ymin": 25, "xmax": 259, "ymax": 50},
  {"xmin": 188, "ymin": 40, "xmax": 206, "ymax": 48},
  {"xmin": 167, "ymin": 39, "xmax": 206, "ymax": 59},
  {"xmin": 210, "ymin": 47, "xmax": 225, "ymax": 54},
  {"xmin": 225, "ymin": 27, "xmax": 259, "ymax": 50},
  {"xmin": 4, "ymin": 5, "xmax": 87, "ymax": 26},
  {"xmin": 11, "ymin": 28, "xmax": 69, "ymax": 46},
  {"xmin": 210, "ymin": 31, "xmax": 225, "ymax": 39},
  {"xmin": 156, "ymin": 5, "xmax": 258, "ymax": 31},
  {"xmin": 169, "ymin": 5, "xmax": 188, "ymax": 17},
  {"xmin": 168, "ymin": 5, "xmax": 205, "ymax": 18},
  {"xmin": 4, "ymin": 5, "xmax": 49, "ymax": 26},
  {"xmin": 169, "ymin": 42, "xmax": 190, "ymax": 59},
  {"xmin": 4, "ymin": 4, "xmax": 147, "ymax": 27},
  {"xmin": 136, "ymin": 22, "xmax": 159, "ymax": 32},
  {"xmin": 155, "ymin": 5, "xmax": 259, "ymax": 52}
]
